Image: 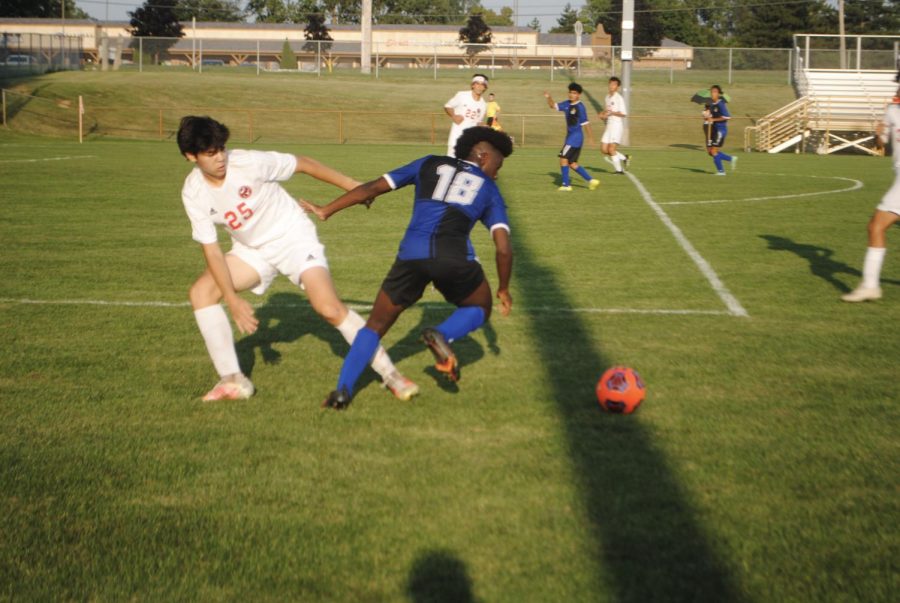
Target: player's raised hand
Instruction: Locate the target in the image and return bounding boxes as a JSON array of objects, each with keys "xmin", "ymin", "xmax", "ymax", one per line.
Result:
[
  {"xmin": 496, "ymin": 288, "xmax": 512, "ymax": 316},
  {"xmin": 297, "ymin": 198, "xmax": 327, "ymax": 221},
  {"xmin": 227, "ymin": 296, "xmax": 259, "ymax": 335}
]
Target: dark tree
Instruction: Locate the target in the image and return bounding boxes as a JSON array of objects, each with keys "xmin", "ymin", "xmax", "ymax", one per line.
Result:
[
  {"xmin": 303, "ymin": 12, "xmax": 333, "ymax": 53},
  {"xmin": 129, "ymin": 0, "xmax": 184, "ymax": 65},
  {"xmin": 594, "ymin": 0, "xmax": 665, "ymax": 47},
  {"xmin": 459, "ymin": 13, "xmax": 492, "ymax": 56},
  {"xmin": 0, "ymin": 0, "xmax": 88, "ymax": 19},
  {"xmin": 549, "ymin": 3, "xmax": 579, "ymax": 33}
]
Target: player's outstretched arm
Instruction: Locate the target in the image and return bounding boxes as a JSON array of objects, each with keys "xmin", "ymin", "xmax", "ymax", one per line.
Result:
[
  {"xmin": 300, "ymin": 177, "xmax": 393, "ymax": 221},
  {"xmin": 201, "ymin": 242, "xmax": 259, "ymax": 334},
  {"xmin": 543, "ymin": 91, "xmax": 555, "ymax": 109},
  {"xmin": 295, "ymin": 155, "xmax": 360, "ymax": 191},
  {"xmin": 492, "ymin": 227, "xmax": 513, "ymax": 316}
]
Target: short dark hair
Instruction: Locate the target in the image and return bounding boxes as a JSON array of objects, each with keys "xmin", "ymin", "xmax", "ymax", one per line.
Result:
[
  {"xmin": 710, "ymin": 84, "xmax": 723, "ymax": 94},
  {"xmin": 454, "ymin": 126, "xmax": 514, "ymax": 161},
  {"xmin": 177, "ymin": 116, "xmax": 230, "ymax": 156},
  {"xmin": 609, "ymin": 76, "xmax": 621, "ymax": 85},
  {"xmin": 568, "ymin": 82, "xmax": 583, "ymax": 93}
]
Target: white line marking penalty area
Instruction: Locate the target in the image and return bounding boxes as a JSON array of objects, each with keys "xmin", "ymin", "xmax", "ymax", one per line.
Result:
[{"xmin": 0, "ymin": 297, "xmax": 734, "ymax": 317}]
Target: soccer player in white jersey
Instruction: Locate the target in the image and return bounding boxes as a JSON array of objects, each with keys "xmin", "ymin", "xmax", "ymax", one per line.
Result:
[
  {"xmin": 444, "ymin": 74, "xmax": 488, "ymax": 157},
  {"xmin": 598, "ymin": 76, "xmax": 631, "ymax": 174},
  {"xmin": 842, "ymin": 90, "xmax": 900, "ymax": 302},
  {"xmin": 177, "ymin": 116, "xmax": 419, "ymax": 401}
]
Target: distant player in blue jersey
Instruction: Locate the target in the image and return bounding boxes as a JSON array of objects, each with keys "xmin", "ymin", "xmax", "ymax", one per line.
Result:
[
  {"xmin": 703, "ymin": 85, "xmax": 737, "ymax": 175},
  {"xmin": 544, "ymin": 82, "xmax": 600, "ymax": 191},
  {"xmin": 300, "ymin": 127, "xmax": 514, "ymax": 410}
]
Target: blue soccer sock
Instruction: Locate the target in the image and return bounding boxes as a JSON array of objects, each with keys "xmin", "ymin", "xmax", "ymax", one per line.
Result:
[
  {"xmin": 561, "ymin": 165, "xmax": 570, "ymax": 186},
  {"xmin": 718, "ymin": 152, "xmax": 733, "ymax": 162},
  {"xmin": 336, "ymin": 327, "xmax": 380, "ymax": 394},
  {"xmin": 436, "ymin": 306, "xmax": 486, "ymax": 343},
  {"xmin": 574, "ymin": 166, "xmax": 593, "ymax": 181},
  {"xmin": 713, "ymin": 154, "xmax": 724, "ymax": 172}
]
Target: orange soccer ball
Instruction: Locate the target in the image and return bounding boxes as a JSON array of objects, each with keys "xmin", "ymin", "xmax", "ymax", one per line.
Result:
[{"xmin": 596, "ymin": 366, "xmax": 646, "ymax": 414}]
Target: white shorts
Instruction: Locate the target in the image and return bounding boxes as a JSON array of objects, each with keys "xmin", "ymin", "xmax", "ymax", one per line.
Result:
[
  {"xmin": 228, "ymin": 222, "xmax": 328, "ymax": 295},
  {"xmin": 601, "ymin": 121, "xmax": 624, "ymax": 145},
  {"xmin": 876, "ymin": 169, "xmax": 900, "ymax": 215}
]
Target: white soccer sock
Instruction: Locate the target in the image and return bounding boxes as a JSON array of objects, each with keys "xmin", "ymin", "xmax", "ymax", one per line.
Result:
[
  {"xmin": 616, "ymin": 152, "xmax": 626, "ymax": 161},
  {"xmin": 612, "ymin": 155, "xmax": 623, "ymax": 172},
  {"xmin": 336, "ymin": 310, "xmax": 396, "ymax": 378},
  {"xmin": 862, "ymin": 247, "xmax": 886, "ymax": 289},
  {"xmin": 194, "ymin": 305, "xmax": 241, "ymax": 377}
]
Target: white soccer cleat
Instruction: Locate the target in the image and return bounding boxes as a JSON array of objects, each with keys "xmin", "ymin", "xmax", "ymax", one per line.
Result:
[
  {"xmin": 714, "ymin": 171, "xmax": 726, "ymax": 176},
  {"xmin": 382, "ymin": 371, "xmax": 420, "ymax": 401},
  {"xmin": 557, "ymin": 185, "xmax": 573, "ymax": 191},
  {"xmin": 841, "ymin": 286, "xmax": 882, "ymax": 303},
  {"xmin": 731, "ymin": 155, "xmax": 739, "ymax": 172},
  {"xmin": 202, "ymin": 375, "xmax": 255, "ymax": 401}
]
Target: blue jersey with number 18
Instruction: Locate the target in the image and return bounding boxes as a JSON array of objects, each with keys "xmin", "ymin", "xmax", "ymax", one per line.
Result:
[{"xmin": 383, "ymin": 155, "xmax": 510, "ymax": 262}]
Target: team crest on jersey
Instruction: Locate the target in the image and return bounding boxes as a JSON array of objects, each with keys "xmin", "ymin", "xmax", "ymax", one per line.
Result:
[{"xmin": 238, "ymin": 186, "xmax": 252, "ymax": 199}]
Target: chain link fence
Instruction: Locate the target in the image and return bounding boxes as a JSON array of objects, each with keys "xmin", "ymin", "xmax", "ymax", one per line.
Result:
[
  {"xmin": 95, "ymin": 37, "xmax": 799, "ymax": 86},
  {"xmin": 0, "ymin": 32, "xmax": 83, "ymax": 75}
]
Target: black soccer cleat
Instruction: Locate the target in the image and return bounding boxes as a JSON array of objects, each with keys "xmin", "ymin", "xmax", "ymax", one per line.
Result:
[
  {"xmin": 322, "ymin": 387, "xmax": 352, "ymax": 410},
  {"xmin": 421, "ymin": 327, "xmax": 460, "ymax": 382}
]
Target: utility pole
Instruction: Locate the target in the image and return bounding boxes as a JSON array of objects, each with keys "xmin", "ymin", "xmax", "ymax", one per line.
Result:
[
  {"xmin": 361, "ymin": 0, "xmax": 372, "ymax": 75},
  {"xmin": 621, "ymin": 0, "xmax": 634, "ymax": 146},
  {"xmin": 838, "ymin": 0, "xmax": 846, "ymax": 69}
]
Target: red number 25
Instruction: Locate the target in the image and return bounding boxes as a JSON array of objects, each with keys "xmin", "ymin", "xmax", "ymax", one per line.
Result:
[{"xmin": 224, "ymin": 202, "xmax": 254, "ymax": 230}]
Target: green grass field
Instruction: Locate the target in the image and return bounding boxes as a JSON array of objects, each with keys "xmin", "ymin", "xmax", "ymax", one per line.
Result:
[{"xmin": 1, "ymin": 70, "xmax": 898, "ymax": 601}]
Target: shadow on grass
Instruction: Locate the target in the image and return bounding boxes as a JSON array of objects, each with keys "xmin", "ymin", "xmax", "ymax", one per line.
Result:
[
  {"xmin": 236, "ymin": 291, "xmax": 490, "ymax": 395},
  {"xmin": 670, "ymin": 143, "xmax": 705, "ymax": 151},
  {"xmin": 512, "ymin": 220, "xmax": 746, "ymax": 601},
  {"xmin": 406, "ymin": 549, "xmax": 476, "ymax": 603},
  {"xmin": 760, "ymin": 234, "xmax": 900, "ymax": 292}
]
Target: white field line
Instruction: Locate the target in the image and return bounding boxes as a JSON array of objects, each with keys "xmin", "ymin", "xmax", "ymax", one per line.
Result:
[
  {"xmin": 627, "ymin": 172, "xmax": 750, "ymax": 318},
  {"xmin": 0, "ymin": 297, "xmax": 731, "ymax": 317},
  {"xmin": 0, "ymin": 155, "xmax": 97, "ymax": 164},
  {"xmin": 631, "ymin": 170, "xmax": 864, "ymax": 206},
  {"xmin": 659, "ymin": 175, "xmax": 863, "ymax": 206}
]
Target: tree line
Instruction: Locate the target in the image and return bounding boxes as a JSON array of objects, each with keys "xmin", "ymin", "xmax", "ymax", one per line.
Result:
[{"xmin": 3, "ymin": 0, "xmax": 897, "ymax": 49}]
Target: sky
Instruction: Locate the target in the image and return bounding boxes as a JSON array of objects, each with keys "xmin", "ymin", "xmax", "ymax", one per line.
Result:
[{"xmin": 75, "ymin": 0, "xmax": 575, "ymax": 32}]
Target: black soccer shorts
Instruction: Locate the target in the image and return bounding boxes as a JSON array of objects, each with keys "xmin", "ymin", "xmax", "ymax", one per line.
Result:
[
  {"xmin": 558, "ymin": 144, "xmax": 582, "ymax": 163},
  {"xmin": 705, "ymin": 125, "xmax": 727, "ymax": 148},
  {"xmin": 381, "ymin": 257, "xmax": 486, "ymax": 308}
]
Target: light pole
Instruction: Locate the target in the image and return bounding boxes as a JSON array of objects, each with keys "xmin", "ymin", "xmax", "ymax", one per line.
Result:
[
  {"xmin": 621, "ymin": 0, "xmax": 634, "ymax": 146},
  {"xmin": 361, "ymin": 0, "xmax": 372, "ymax": 75}
]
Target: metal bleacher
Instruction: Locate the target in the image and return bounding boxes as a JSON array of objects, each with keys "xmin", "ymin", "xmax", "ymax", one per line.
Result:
[{"xmin": 745, "ymin": 34, "xmax": 898, "ymax": 155}]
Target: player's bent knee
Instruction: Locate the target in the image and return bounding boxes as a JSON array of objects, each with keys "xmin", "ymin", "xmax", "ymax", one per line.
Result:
[
  {"xmin": 188, "ymin": 275, "xmax": 222, "ymax": 308},
  {"xmin": 314, "ymin": 301, "xmax": 346, "ymax": 326}
]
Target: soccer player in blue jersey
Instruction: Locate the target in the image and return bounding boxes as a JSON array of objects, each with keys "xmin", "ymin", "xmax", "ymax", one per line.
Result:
[
  {"xmin": 300, "ymin": 127, "xmax": 514, "ymax": 409},
  {"xmin": 544, "ymin": 83, "xmax": 600, "ymax": 191},
  {"xmin": 703, "ymin": 85, "xmax": 737, "ymax": 175}
]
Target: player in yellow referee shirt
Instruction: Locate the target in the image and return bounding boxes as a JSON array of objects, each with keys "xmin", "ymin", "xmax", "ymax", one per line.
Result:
[{"xmin": 485, "ymin": 93, "xmax": 502, "ymax": 131}]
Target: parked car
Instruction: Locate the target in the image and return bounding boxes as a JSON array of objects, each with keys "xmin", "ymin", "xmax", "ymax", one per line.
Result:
[
  {"xmin": 201, "ymin": 59, "xmax": 226, "ymax": 66},
  {"xmin": 3, "ymin": 54, "xmax": 35, "ymax": 66}
]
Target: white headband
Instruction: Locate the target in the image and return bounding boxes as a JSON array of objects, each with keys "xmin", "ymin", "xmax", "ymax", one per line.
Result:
[{"xmin": 472, "ymin": 76, "xmax": 488, "ymax": 85}]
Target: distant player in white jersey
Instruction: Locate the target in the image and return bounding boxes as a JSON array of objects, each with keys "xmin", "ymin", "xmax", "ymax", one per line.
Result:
[
  {"xmin": 598, "ymin": 76, "xmax": 630, "ymax": 174},
  {"xmin": 444, "ymin": 74, "xmax": 488, "ymax": 156},
  {"xmin": 842, "ymin": 90, "xmax": 900, "ymax": 302},
  {"xmin": 177, "ymin": 116, "xmax": 418, "ymax": 401}
]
